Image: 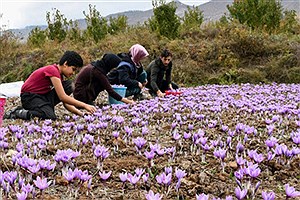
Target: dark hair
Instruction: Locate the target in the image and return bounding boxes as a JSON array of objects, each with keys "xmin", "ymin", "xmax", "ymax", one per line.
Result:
[
  {"xmin": 160, "ymin": 49, "xmax": 172, "ymax": 58},
  {"xmin": 59, "ymin": 51, "xmax": 83, "ymax": 68}
]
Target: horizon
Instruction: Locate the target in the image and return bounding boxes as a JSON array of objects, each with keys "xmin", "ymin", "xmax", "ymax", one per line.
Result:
[{"xmin": 1, "ymin": 0, "xmax": 210, "ymax": 30}]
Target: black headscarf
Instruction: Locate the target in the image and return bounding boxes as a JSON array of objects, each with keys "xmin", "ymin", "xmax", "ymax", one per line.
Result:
[{"xmin": 91, "ymin": 53, "xmax": 121, "ymax": 74}]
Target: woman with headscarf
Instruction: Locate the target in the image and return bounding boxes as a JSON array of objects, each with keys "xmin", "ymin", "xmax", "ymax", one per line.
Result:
[
  {"xmin": 73, "ymin": 53, "xmax": 134, "ymax": 105},
  {"xmin": 108, "ymin": 44, "xmax": 149, "ymax": 99}
]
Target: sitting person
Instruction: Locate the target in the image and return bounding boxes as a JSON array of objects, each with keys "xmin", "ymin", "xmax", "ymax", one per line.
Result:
[
  {"xmin": 73, "ymin": 53, "xmax": 135, "ymax": 105},
  {"xmin": 107, "ymin": 44, "xmax": 149, "ymax": 99},
  {"xmin": 146, "ymin": 49, "xmax": 179, "ymax": 97},
  {"xmin": 4, "ymin": 51, "xmax": 96, "ymax": 120}
]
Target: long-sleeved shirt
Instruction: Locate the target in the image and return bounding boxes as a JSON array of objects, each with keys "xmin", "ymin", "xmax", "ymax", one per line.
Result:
[
  {"xmin": 74, "ymin": 64, "xmax": 122, "ymax": 104},
  {"xmin": 146, "ymin": 57, "xmax": 172, "ymax": 92}
]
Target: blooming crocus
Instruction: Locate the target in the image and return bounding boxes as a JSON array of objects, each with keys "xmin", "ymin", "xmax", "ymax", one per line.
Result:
[
  {"xmin": 16, "ymin": 191, "xmax": 27, "ymax": 200},
  {"xmin": 262, "ymin": 191, "xmax": 275, "ymax": 200},
  {"xmin": 285, "ymin": 184, "xmax": 300, "ymax": 198},
  {"xmin": 142, "ymin": 173, "xmax": 149, "ymax": 183},
  {"xmin": 175, "ymin": 168, "xmax": 187, "ymax": 180},
  {"xmin": 145, "ymin": 190, "xmax": 162, "ymax": 200},
  {"xmin": 235, "ymin": 187, "xmax": 247, "ymax": 200},
  {"xmin": 133, "ymin": 137, "xmax": 147, "ymax": 150},
  {"xmin": 99, "ymin": 171, "xmax": 112, "ymax": 181},
  {"xmin": 127, "ymin": 173, "xmax": 140, "ymax": 185},
  {"xmin": 33, "ymin": 176, "xmax": 51, "ymax": 190},
  {"xmin": 119, "ymin": 172, "xmax": 127, "ymax": 182},
  {"xmin": 196, "ymin": 193, "xmax": 209, "ymax": 200}
]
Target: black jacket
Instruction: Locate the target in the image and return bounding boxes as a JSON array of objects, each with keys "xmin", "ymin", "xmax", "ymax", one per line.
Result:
[
  {"xmin": 108, "ymin": 53, "xmax": 144, "ymax": 88},
  {"xmin": 146, "ymin": 57, "xmax": 172, "ymax": 92}
]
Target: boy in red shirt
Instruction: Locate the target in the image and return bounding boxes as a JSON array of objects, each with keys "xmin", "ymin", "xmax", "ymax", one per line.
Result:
[{"xmin": 4, "ymin": 51, "xmax": 96, "ymax": 120}]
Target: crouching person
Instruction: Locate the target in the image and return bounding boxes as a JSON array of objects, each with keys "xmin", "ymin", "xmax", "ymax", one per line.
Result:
[{"xmin": 4, "ymin": 51, "xmax": 96, "ymax": 120}]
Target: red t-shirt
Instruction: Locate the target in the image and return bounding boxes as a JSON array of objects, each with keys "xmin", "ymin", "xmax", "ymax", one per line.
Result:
[{"xmin": 21, "ymin": 64, "xmax": 62, "ymax": 94}]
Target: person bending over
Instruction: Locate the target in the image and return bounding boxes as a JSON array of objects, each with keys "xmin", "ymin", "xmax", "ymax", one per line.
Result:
[{"xmin": 4, "ymin": 51, "xmax": 96, "ymax": 120}]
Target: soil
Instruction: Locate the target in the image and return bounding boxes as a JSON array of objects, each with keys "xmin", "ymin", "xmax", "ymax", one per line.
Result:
[{"xmin": 1, "ymin": 87, "xmax": 300, "ymax": 200}]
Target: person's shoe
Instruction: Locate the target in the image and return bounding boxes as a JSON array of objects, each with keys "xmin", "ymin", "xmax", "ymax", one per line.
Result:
[{"xmin": 3, "ymin": 106, "xmax": 23, "ymax": 119}]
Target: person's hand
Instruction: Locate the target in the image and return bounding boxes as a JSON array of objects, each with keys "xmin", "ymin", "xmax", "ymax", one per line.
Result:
[
  {"xmin": 122, "ymin": 98, "xmax": 136, "ymax": 104},
  {"xmin": 142, "ymin": 80, "xmax": 148, "ymax": 87},
  {"xmin": 84, "ymin": 104, "xmax": 97, "ymax": 114},
  {"xmin": 138, "ymin": 82, "xmax": 144, "ymax": 89},
  {"xmin": 157, "ymin": 90, "xmax": 165, "ymax": 97}
]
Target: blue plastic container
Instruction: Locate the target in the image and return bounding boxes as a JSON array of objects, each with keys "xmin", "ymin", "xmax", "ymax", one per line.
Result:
[{"xmin": 108, "ymin": 85, "xmax": 127, "ymax": 104}]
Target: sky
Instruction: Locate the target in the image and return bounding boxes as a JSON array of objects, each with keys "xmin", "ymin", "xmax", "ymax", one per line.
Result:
[{"xmin": 1, "ymin": 0, "xmax": 210, "ymax": 29}]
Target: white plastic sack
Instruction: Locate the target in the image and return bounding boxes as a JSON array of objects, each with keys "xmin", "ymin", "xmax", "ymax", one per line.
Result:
[{"xmin": 0, "ymin": 81, "xmax": 24, "ymax": 97}]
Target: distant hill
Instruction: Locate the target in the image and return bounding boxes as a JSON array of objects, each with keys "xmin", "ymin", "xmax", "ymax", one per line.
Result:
[{"xmin": 9, "ymin": 0, "xmax": 300, "ymax": 41}]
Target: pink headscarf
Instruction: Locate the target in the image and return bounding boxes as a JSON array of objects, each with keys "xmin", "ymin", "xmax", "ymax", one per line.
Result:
[{"xmin": 129, "ymin": 44, "xmax": 149, "ymax": 65}]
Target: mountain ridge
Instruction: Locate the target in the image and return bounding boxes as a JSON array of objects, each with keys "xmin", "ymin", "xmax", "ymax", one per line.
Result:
[{"xmin": 9, "ymin": 0, "xmax": 300, "ymax": 40}]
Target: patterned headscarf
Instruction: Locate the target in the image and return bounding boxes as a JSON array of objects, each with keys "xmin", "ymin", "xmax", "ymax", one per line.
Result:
[{"xmin": 129, "ymin": 44, "xmax": 149, "ymax": 65}]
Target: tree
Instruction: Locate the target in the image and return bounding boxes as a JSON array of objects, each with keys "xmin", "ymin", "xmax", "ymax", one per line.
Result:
[
  {"xmin": 181, "ymin": 6, "xmax": 204, "ymax": 31},
  {"xmin": 227, "ymin": 0, "xmax": 283, "ymax": 33},
  {"xmin": 28, "ymin": 27, "xmax": 47, "ymax": 47},
  {"xmin": 84, "ymin": 4, "xmax": 108, "ymax": 43},
  {"xmin": 46, "ymin": 8, "xmax": 68, "ymax": 42},
  {"xmin": 108, "ymin": 15, "xmax": 128, "ymax": 35},
  {"xmin": 148, "ymin": 0, "xmax": 180, "ymax": 39}
]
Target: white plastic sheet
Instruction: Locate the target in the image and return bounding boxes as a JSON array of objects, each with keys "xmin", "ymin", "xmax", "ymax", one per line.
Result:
[{"xmin": 0, "ymin": 81, "xmax": 24, "ymax": 97}]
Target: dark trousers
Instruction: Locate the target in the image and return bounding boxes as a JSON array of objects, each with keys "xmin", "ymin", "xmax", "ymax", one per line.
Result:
[
  {"xmin": 147, "ymin": 80, "xmax": 179, "ymax": 96},
  {"xmin": 21, "ymin": 80, "xmax": 73, "ymax": 120},
  {"xmin": 125, "ymin": 70, "xmax": 147, "ymax": 97}
]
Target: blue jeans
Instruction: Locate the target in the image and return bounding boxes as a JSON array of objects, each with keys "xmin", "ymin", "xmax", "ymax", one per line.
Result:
[{"xmin": 125, "ymin": 70, "xmax": 147, "ymax": 97}]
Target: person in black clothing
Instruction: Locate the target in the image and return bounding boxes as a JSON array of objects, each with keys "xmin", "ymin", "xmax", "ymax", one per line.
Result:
[
  {"xmin": 146, "ymin": 49, "xmax": 178, "ymax": 97},
  {"xmin": 73, "ymin": 53, "xmax": 134, "ymax": 105},
  {"xmin": 108, "ymin": 44, "xmax": 149, "ymax": 98}
]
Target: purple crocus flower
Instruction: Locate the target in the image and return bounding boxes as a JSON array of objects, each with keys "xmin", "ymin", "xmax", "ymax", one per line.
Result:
[
  {"xmin": 94, "ymin": 145, "xmax": 110, "ymax": 160},
  {"xmin": 265, "ymin": 137, "xmax": 278, "ymax": 149},
  {"xmin": 142, "ymin": 173, "xmax": 149, "ymax": 183},
  {"xmin": 262, "ymin": 191, "xmax": 275, "ymax": 200},
  {"xmin": 285, "ymin": 184, "xmax": 300, "ymax": 198},
  {"xmin": 16, "ymin": 191, "xmax": 27, "ymax": 200},
  {"xmin": 235, "ymin": 187, "xmax": 247, "ymax": 200},
  {"xmin": 99, "ymin": 170, "xmax": 112, "ymax": 181},
  {"xmin": 196, "ymin": 193, "xmax": 209, "ymax": 200},
  {"xmin": 145, "ymin": 190, "xmax": 162, "ymax": 200},
  {"xmin": 135, "ymin": 168, "xmax": 145, "ymax": 176},
  {"xmin": 175, "ymin": 168, "xmax": 187, "ymax": 180},
  {"xmin": 133, "ymin": 137, "xmax": 147, "ymax": 150},
  {"xmin": 144, "ymin": 150, "xmax": 155, "ymax": 160},
  {"xmin": 33, "ymin": 176, "xmax": 51, "ymax": 190},
  {"xmin": 119, "ymin": 172, "xmax": 127, "ymax": 182},
  {"xmin": 127, "ymin": 173, "xmax": 140, "ymax": 185}
]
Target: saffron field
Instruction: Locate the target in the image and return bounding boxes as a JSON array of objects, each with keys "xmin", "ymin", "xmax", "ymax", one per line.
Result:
[{"xmin": 1, "ymin": 83, "xmax": 300, "ymax": 200}]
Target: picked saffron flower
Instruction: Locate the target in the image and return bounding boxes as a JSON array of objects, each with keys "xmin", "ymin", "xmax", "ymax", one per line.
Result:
[
  {"xmin": 235, "ymin": 187, "xmax": 247, "ymax": 200},
  {"xmin": 285, "ymin": 184, "xmax": 300, "ymax": 198},
  {"xmin": 145, "ymin": 190, "xmax": 162, "ymax": 200},
  {"xmin": 262, "ymin": 191, "xmax": 275, "ymax": 200},
  {"xmin": 99, "ymin": 170, "xmax": 112, "ymax": 181},
  {"xmin": 33, "ymin": 176, "xmax": 51, "ymax": 190}
]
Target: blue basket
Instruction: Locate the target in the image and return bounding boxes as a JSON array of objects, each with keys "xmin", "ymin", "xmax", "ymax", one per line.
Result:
[{"xmin": 108, "ymin": 86, "xmax": 127, "ymax": 104}]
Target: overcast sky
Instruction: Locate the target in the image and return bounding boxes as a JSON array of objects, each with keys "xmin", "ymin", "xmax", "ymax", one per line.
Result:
[{"xmin": 1, "ymin": 0, "xmax": 210, "ymax": 29}]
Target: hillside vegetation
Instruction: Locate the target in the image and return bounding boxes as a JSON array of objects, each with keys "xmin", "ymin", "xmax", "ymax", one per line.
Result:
[{"xmin": 1, "ymin": 0, "xmax": 300, "ymax": 86}]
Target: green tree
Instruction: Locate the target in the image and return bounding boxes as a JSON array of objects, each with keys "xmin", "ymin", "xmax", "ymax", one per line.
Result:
[
  {"xmin": 84, "ymin": 4, "xmax": 108, "ymax": 43},
  {"xmin": 227, "ymin": 0, "xmax": 283, "ymax": 33},
  {"xmin": 67, "ymin": 19, "xmax": 84, "ymax": 43},
  {"xmin": 108, "ymin": 15, "xmax": 128, "ymax": 35},
  {"xmin": 148, "ymin": 0, "xmax": 180, "ymax": 39},
  {"xmin": 27, "ymin": 27, "xmax": 47, "ymax": 47},
  {"xmin": 181, "ymin": 6, "xmax": 204, "ymax": 31},
  {"xmin": 46, "ymin": 8, "xmax": 68, "ymax": 42}
]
